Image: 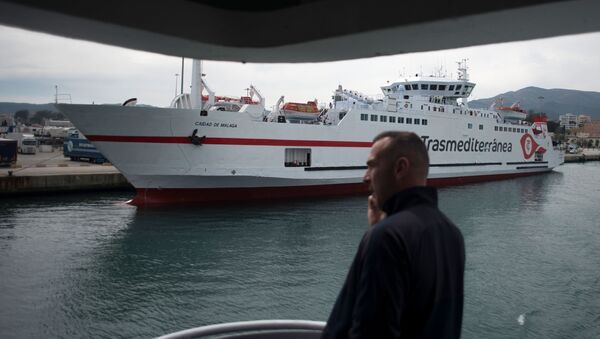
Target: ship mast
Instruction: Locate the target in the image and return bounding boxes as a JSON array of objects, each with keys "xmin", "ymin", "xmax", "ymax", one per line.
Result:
[
  {"xmin": 457, "ymin": 59, "xmax": 469, "ymax": 105},
  {"xmin": 457, "ymin": 59, "xmax": 469, "ymax": 82},
  {"xmin": 190, "ymin": 60, "xmax": 203, "ymax": 109}
]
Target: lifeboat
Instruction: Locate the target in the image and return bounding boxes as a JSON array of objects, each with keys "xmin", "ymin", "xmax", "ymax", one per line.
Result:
[
  {"xmin": 280, "ymin": 101, "xmax": 320, "ymax": 121},
  {"xmin": 495, "ymin": 102, "xmax": 527, "ymax": 121}
]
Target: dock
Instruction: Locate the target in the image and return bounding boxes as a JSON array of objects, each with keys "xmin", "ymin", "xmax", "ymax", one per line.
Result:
[
  {"xmin": 0, "ymin": 148, "xmax": 132, "ymax": 196},
  {"xmin": 564, "ymin": 149, "xmax": 600, "ymax": 163}
]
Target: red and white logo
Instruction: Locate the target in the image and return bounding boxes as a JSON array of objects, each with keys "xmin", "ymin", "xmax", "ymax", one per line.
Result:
[{"xmin": 520, "ymin": 133, "xmax": 546, "ymax": 159}]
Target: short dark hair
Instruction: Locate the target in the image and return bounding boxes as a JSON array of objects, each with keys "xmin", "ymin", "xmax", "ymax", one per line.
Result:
[{"xmin": 373, "ymin": 131, "xmax": 429, "ymax": 177}]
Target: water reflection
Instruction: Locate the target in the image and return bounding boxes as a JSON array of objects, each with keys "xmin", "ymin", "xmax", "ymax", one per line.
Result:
[
  {"xmin": 74, "ymin": 198, "xmax": 367, "ymax": 337},
  {"xmin": 1, "ymin": 166, "xmax": 599, "ymax": 339}
]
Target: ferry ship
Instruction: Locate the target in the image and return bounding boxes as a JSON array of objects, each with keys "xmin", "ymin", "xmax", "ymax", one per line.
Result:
[{"xmin": 56, "ymin": 60, "xmax": 564, "ymax": 205}]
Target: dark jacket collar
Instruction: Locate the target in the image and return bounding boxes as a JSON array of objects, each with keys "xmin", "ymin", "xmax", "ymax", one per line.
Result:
[{"xmin": 381, "ymin": 186, "xmax": 438, "ymax": 215}]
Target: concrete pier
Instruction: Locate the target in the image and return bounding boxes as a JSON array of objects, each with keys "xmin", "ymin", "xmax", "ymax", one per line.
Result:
[
  {"xmin": 564, "ymin": 149, "xmax": 600, "ymax": 163},
  {"xmin": 0, "ymin": 149, "xmax": 132, "ymax": 196}
]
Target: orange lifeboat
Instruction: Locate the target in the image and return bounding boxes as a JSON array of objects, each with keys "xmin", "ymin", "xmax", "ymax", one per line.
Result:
[
  {"xmin": 496, "ymin": 103, "xmax": 526, "ymax": 114},
  {"xmin": 281, "ymin": 101, "xmax": 320, "ymax": 121}
]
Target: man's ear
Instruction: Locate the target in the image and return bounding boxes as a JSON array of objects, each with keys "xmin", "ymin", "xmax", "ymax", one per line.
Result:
[{"xmin": 394, "ymin": 157, "xmax": 410, "ymax": 179}]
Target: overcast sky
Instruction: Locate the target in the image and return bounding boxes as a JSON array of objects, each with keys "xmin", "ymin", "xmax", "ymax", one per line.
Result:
[{"xmin": 1, "ymin": 24, "xmax": 599, "ymax": 109}]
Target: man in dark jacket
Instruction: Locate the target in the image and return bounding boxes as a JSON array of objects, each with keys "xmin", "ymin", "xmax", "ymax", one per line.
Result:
[{"xmin": 321, "ymin": 131, "xmax": 465, "ymax": 339}]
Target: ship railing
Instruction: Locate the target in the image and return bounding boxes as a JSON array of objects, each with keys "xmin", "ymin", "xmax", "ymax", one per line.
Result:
[{"xmin": 155, "ymin": 320, "xmax": 325, "ymax": 339}]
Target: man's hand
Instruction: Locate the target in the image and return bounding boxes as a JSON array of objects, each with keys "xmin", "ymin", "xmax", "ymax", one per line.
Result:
[{"xmin": 368, "ymin": 195, "xmax": 387, "ymax": 226}]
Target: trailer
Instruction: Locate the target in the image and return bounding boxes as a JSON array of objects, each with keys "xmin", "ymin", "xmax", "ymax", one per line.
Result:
[
  {"xmin": 63, "ymin": 129, "xmax": 107, "ymax": 163},
  {"xmin": 0, "ymin": 138, "xmax": 18, "ymax": 167}
]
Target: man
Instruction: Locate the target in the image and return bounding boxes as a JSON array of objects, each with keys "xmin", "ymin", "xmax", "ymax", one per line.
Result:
[{"xmin": 321, "ymin": 131, "xmax": 465, "ymax": 339}]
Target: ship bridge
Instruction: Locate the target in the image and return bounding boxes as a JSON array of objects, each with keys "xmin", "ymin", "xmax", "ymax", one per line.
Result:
[
  {"xmin": 381, "ymin": 77, "xmax": 476, "ymax": 101},
  {"xmin": 381, "ymin": 60, "xmax": 476, "ymax": 104}
]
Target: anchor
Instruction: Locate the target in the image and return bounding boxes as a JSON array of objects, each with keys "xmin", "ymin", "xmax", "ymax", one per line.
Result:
[{"xmin": 189, "ymin": 129, "xmax": 206, "ymax": 145}]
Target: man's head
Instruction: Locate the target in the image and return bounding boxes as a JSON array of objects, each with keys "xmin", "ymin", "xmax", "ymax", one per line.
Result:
[{"xmin": 363, "ymin": 131, "xmax": 429, "ymax": 208}]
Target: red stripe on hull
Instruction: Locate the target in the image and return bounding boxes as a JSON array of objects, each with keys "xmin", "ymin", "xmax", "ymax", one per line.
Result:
[
  {"xmin": 428, "ymin": 170, "xmax": 549, "ymax": 187},
  {"xmin": 129, "ymin": 170, "xmax": 551, "ymax": 206},
  {"xmin": 87, "ymin": 135, "xmax": 373, "ymax": 148}
]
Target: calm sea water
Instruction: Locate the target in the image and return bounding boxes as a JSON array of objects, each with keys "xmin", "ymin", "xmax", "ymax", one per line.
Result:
[{"xmin": 1, "ymin": 163, "xmax": 599, "ymax": 338}]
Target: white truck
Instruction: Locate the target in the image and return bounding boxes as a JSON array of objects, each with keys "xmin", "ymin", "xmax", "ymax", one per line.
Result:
[{"xmin": 5, "ymin": 132, "xmax": 38, "ymax": 154}]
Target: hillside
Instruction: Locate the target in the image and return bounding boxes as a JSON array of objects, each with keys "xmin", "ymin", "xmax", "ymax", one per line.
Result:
[
  {"xmin": 469, "ymin": 87, "xmax": 600, "ymax": 120},
  {"xmin": 0, "ymin": 102, "xmax": 58, "ymax": 115}
]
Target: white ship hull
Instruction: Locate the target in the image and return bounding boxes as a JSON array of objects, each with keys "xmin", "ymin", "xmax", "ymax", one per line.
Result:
[{"xmin": 56, "ymin": 102, "xmax": 563, "ymax": 205}]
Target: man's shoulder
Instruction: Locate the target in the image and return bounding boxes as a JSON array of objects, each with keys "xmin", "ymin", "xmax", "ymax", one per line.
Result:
[{"xmin": 376, "ymin": 204, "xmax": 461, "ymax": 241}]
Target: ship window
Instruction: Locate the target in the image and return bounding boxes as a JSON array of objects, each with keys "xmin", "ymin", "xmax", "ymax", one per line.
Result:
[
  {"xmin": 387, "ymin": 89, "xmax": 391, "ymax": 92},
  {"xmin": 433, "ymin": 107, "xmax": 437, "ymax": 112},
  {"xmin": 398, "ymin": 117, "xmax": 405, "ymax": 123},
  {"xmin": 381, "ymin": 115, "xmax": 387, "ymax": 122},
  {"xmin": 421, "ymin": 84, "xmax": 429, "ymax": 90},
  {"xmin": 370, "ymin": 114, "xmax": 378, "ymax": 122},
  {"xmin": 360, "ymin": 113, "xmax": 368, "ymax": 121},
  {"xmin": 284, "ymin": 148, "xmax": 311, "ymax": 167},
  {"xmin": 422, "ymin": 119, "xmax": 428, "ymax": 125},
  {"xmin": 449, "ymin": 85, "xmax": 455, "ymax": 90},
  {"xmin": 389, "ymin": 116, "xmax": 396, "ymax": 123},
  {"xmin": 479, "ymin": 124, "xmax": 484, "ymax": 130},
  {"xmin": 404, "ymin": 85, "xmax": 411, "ymax": 90},
  {"xmin": 421, "ymin": 105, "xmax": 423, "ymax": 110},
  {"xmin": 430, "ymin": 84, "xmax": 438, "ymax": 90},
  {"xmin": 494, "ymin": 126, "xmax": 498, "ymax": 131},
  {"xmin": 411, "ymin": 84, "xmax": 418, "ymax": 90},
  {"xmin": 339, "ymin": 112, "xmax": 346, "ymax": 120},
  {"xmin": 407, "ymin": 118, "xmax": 413, "ymax": 124},
  {"xmin": 468, "ymin": 123, "xmax": 473, "ymax": 129},
  {"xmin": 456, "ymin": 85, "xmax": 462, "ymax": 90},
  {"xmin": 438, "ymin": 85, "xmax": 446, "ymax": 90},
  {"xmin": 415, "ymin": 119, "xmax": 421, "ymax": 125},
  {"xmin": 404, "ymin": 95, "xmax": 409, "ymax": 99},
  {"xmin": 455, "ymin": 92, "xmax": 460, "ymax": 95},
  {"xmin": 503, "ymin": 127, "xmax": 508, "ymax": 131}
]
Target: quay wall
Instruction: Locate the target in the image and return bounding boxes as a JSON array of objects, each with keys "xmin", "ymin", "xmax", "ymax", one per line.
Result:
[
  {"xmin": 564, "ymin": 154, "xmax": 600, "ymax": 163},
  {"xmin": 0, "ymin": 173, "xmax": 132, "ymax": 196}
]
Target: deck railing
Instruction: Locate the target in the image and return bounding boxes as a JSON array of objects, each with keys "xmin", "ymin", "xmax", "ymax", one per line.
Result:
[{"xmin": 156, "ymin": 319, "xmax": 325, "ymax": 339}]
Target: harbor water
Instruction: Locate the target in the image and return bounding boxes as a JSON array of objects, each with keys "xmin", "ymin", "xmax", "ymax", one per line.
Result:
[{"xmin": 1, "ymin": 163, "xmax": 599, "ymax": 338}]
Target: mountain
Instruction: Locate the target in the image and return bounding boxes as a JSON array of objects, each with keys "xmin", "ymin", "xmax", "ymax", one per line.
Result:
[
  {"xmin": 0, "ymin": 102, "xmax": 58, "ymax": 116},
  {"xmin": 0, "ymin": 102, "xmax": 156, "ymax": 116},
  {"xmin": 469, "ymin": 87, "xmax": 600, "ymax": 121}
]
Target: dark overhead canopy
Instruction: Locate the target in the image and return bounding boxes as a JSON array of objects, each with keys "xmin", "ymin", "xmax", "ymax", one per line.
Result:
[{"xmin": 0, "ymin": 0, "xmax": 598, "ymax": 63}]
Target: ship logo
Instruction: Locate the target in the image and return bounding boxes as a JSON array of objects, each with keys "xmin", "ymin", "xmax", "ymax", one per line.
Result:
[{"xmin": 520, "ymin": 133, "xmax": 546, "ymax": 159}]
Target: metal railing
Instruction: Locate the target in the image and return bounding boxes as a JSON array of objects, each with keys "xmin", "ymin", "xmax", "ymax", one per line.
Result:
[{"xmin": 156, "ymin": 320, "xmax": 325, "ymax": 339}]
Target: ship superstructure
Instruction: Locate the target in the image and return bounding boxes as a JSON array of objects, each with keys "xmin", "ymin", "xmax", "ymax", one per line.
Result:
[{"xmin": 57, "ymin": 60, "xmax": 563, "ymax": 204}]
